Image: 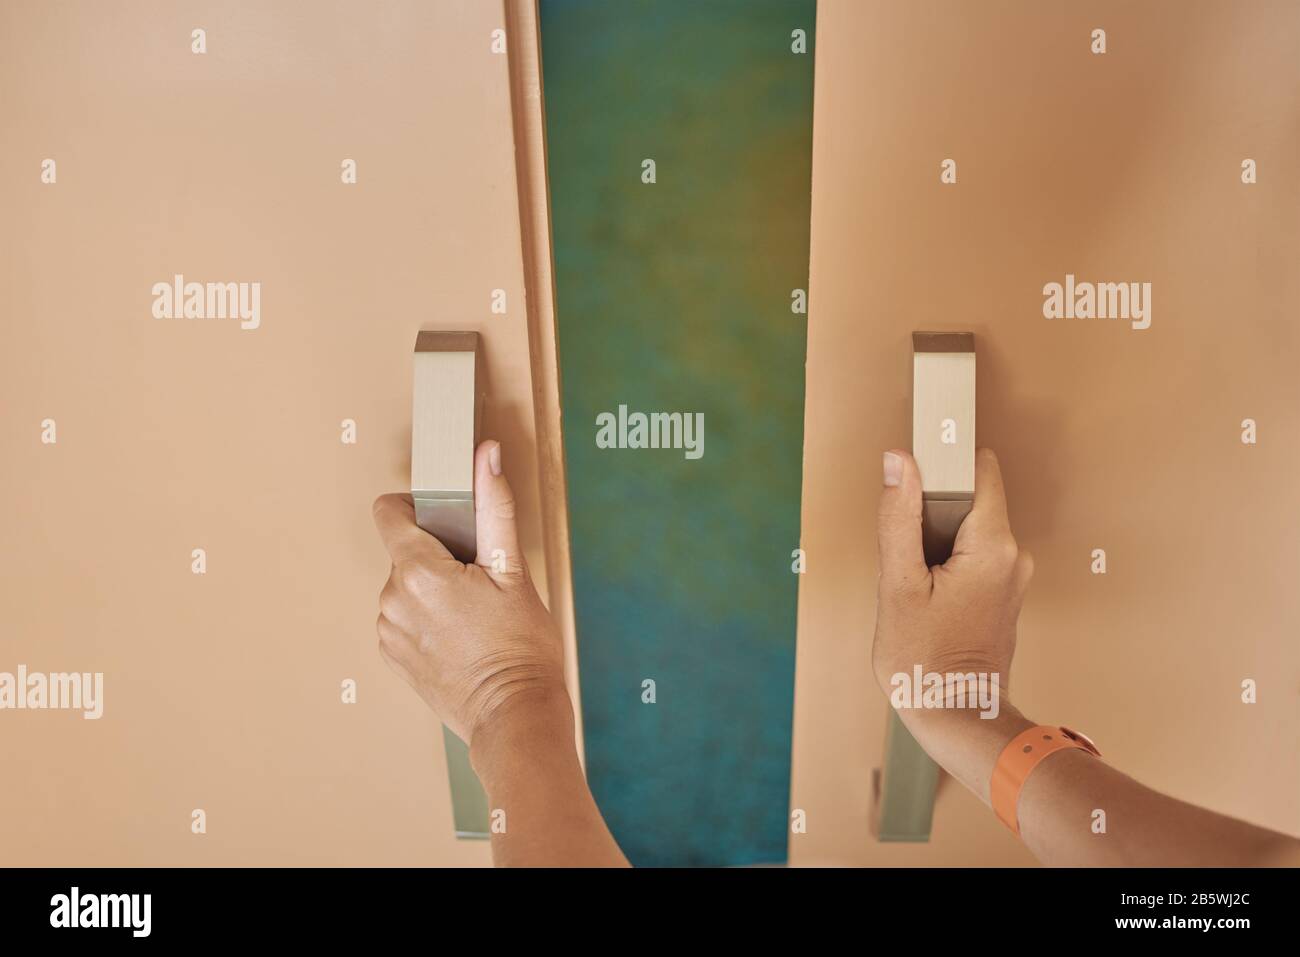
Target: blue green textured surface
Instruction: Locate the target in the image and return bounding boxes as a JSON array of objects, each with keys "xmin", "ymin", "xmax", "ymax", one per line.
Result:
[{"xmin": 540, "ymin": 0, "xmax": 816, "ymax": 866}]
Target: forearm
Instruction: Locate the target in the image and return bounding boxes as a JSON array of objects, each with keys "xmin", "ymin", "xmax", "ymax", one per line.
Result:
[
  {"xmin": 898, "ymin": 701, "xmax": 1300, "ymax": 867},
  {"xmin": 469, "ymin": 688, "xmax": 629, "ymax": 867},
  {"xmin": 1019, "ymin": 747, "xmax": 1299, "ymax": 867}
]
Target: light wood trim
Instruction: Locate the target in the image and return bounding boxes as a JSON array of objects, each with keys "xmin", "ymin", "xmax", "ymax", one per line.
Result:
[{"xmin": 503, "ymin": 0, "xmax": 584, "ymax": 762}]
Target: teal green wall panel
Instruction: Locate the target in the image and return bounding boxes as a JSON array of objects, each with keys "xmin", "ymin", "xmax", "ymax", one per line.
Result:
[{"xmin": 541, "ymin": 0, "xmax": 816, "ymax": 866}]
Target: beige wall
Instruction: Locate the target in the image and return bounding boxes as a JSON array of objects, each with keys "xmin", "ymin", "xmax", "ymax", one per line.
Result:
[
  {"xmin": 0, "ymin": 0, "xmax": 540, "ymax": 865},
  {"xmin": 791, "ymin": 0, "xmax": 1299, "ymax": 865}
]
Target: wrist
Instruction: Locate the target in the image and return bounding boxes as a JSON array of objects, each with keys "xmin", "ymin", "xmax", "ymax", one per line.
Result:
[
  {"xmin": 468, "ymin": 681, "xmax": 577, "ymax": 787},
  {"xmin": 893, "ymin": 696, "xmax": 1035, "ymax": 803}
]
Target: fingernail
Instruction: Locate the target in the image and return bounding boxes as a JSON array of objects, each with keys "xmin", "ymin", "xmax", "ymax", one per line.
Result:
[
  {"xmin": 488, "ymin": 441, "xmax": 503, "ymax": 476},
  {"xmin": 883, "ymin": 451, "xmax": 903, "ymax": 487}
]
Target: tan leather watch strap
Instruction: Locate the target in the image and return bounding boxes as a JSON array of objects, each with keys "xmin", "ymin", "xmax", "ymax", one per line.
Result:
[{"xmin": 991, "ymin": 725, "xmax": 1101, "ymax": 836}]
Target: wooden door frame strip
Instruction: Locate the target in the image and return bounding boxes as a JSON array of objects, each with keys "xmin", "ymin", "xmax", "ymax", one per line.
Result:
[{"xmin": 502, "ymin": 0, "xmax": 585, "ymax": 764}]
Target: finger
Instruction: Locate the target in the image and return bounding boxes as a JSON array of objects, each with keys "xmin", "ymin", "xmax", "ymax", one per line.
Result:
[
  {"xmin": 878, "ymin": 449, "xmax": 930, "ymax": 589},
  {"xmin": 473, "ymin": 440, "xmax": 526, "ymax": 580},
  {"xmin": 378, "ymin": 570, "xmax": 418, "ymax": 633},
  {"xmin": 376, "ymin": 611, "xmax": 409, "ymax": 655},
  {"xmin": 372, "ymin": 492, "xmax": 456, "ymax": 568},
  {"xmin": 1014, "ymin": 548, "xmax": 1034, "ymax": 593},
  {"xmin": 963, "ymin": 448, "xmax": 1012, "ymax": 540},
  {"xmin": 376, "ymin": 615, "xmax": 420, "ymax": 683},
  {"xmin": 376, "ymin": 611, "xmax": 418, "ymax": 670}
]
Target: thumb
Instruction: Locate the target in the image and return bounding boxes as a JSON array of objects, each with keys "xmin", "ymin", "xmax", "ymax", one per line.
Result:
[
  {"xmin": 877, "ymin": 449, "xmax": 929, "ymax": 591},
  {"xmin": 474, "ymin": 440, "xmax": 526, "ymax": 581}
]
